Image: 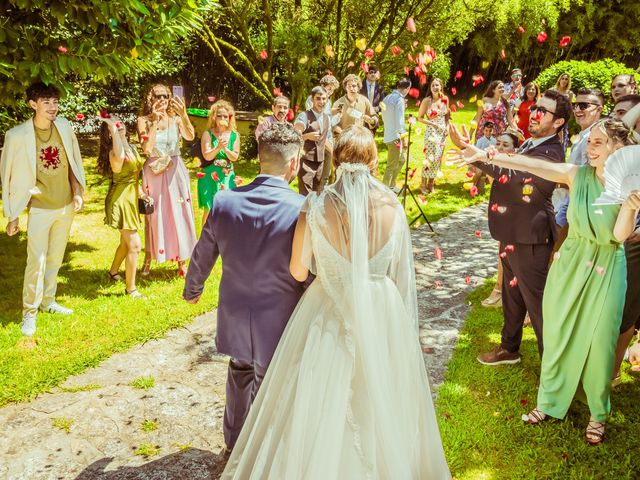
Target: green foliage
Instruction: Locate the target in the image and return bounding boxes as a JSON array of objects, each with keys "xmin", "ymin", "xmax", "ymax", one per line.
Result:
[
  {"xmin": 129, "ymin": 376, "xmax": 156, "ymax": 390},
  {"xmin": 141, "ymin": 419, "xmax": 159, "ymax": 432},
  {"xmin": 0, "ymin": 1, "xmax": 205, "ymax": 106},
  {"xmin": 134, "ymin": 443, "xmax": 161, "ymax": 457},
  {"xmin": 535, "ymin": 59, "xmax": 638, "ymax": 104},
  {"xmin": 51, "ymin": 417, "xmax": 74, "ymax": 433},
  {"xmin": 59, "ymin": 383, "xmax": 102, "ymax": 393}
]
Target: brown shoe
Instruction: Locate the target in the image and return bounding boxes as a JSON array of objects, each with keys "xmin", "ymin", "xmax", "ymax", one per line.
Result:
[{"xmin": 477, "ymin": 346, "xmax": 521, "ymax": 366}]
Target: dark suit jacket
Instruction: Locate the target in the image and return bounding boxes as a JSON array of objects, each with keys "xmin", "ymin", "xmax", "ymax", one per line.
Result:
[
  {"xmin": 360, "ymin": 81, "xmax": 385, "ymax": 110},
  {"xmin": 474, "ymin": 135, "xmax": 565, "ymax": 245},
  {"xmin": 183, "ymin": 175, "xmax": 306, "ymax": 367}
]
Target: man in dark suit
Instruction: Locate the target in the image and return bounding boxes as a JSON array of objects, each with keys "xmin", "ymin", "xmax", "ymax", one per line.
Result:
[
  {"xmin": 183, "ymin": 122, "xmax": 306, "ymax": 450},
  {"xmin": 453, "ymin": 90, "xmax": 572, "ymax": 365},
  {"xmin": 360, "ymin": 66, "xmax": 385, "ymax": 134}
]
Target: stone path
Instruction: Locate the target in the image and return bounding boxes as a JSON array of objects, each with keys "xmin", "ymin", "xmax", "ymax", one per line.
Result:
[{"xmin": 0, "ymin": 203, "xmax": 498, "ymax": 480}]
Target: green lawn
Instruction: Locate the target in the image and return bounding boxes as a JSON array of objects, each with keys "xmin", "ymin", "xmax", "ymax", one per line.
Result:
[
  {"xmin": 0, "ymin": 105, "xmax": 484, "ymax": 406},
  {"xmin": 438, "ymin": 282, "xmax": 640, "ymax": 480}
]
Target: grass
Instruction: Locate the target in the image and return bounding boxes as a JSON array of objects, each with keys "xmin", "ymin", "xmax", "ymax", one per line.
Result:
[
  {"xmin": 141, "ymin": 419, "xmax": 159, "ymax": 432},
  {"xmin": 51, "ymin": 417, "xmax": 74, "ymax": 433},
  {"xmin": 129, "ymin": 376, "xmax": 155, "ymax": 390},
  {"xmin": 58, "ymin": 383, "xmax": 101, "ymax": 393},
  {"xmin": 438, "ymin": 281, "xmax": 640, "ymax": 480},
  {"xmin": 133, "ymin": 443, "xmax": 161, "ymax": 458},
  {"xmin": 0, "ymin": 105, "xmax": 483, "ymax": 406}
]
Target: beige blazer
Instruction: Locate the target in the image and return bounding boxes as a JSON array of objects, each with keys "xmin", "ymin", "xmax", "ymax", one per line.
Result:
[{"xmin": 0, "ymin": 117, "xmax": 85, "ymax": 220}]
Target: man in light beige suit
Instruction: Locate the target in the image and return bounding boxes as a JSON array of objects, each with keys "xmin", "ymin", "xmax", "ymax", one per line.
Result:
[{"xmin": 1, "ymin": 83, "xmax": 85, "ymax": 336}]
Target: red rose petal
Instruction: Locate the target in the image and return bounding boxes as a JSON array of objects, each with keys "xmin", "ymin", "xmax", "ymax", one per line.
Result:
[
  {"xmin": 159, "ymin": 249, "xmax": 164, "ymax": 254},
  {"xmin": 455, "ymin": 70, "xmax": 463, "ymax": 80},
  {"xmin": 212, "ymin": 172, "xmax": 219, "ymax": 181},
  {"xmin": 286, "ymin": 108, "xmax": 295, "ymax": 121},
  {"xmin": 464, "ymin": 276, "xmax": 472, "ymax": 285},
  {"xmin": 208, "ymin": 96, "xmax": 217, "ymax": 102},
  {"xmin": 196, "ymin": 172, "xmax": 206, "ymax": 178},
  {"xmin": 99, "ymin": 109, "xmax": 111, "ymax": 119},
  {"xmin": 457, "ymin": 101, "xmax": 464, "ymax": 108},
  {"xmin": 520, "ymin": 399, "xmax": 528, "ymax": 406},
  {"xmin": 434, "ymin": 247, "xmax": 443, "ymax": 260},
  {"xmin": 450, "ymin": 105, "xmax": 457, "ymax": 112},
  {"xmin": 474, "ymin": 231, "xmax": 482, "ymax": 237},
  {"xmin": 536, "ymin": 31, "xmax": 548, "ymax": 43},
  {"xmin": 364, "ymin": 48, "xmax": 374, "ymax": 59},
  {"xmin": 559, "ymin": 35, "xmax": 571, "ymax": 48},
  {"xmin": 260, "ymin": 50, "xmax": 268, "ymax": 60},
  {"xmin": 466, "ymin": 170, "xmax": 474, "ymax": 178},
  {"xmin": 409, "ymin": 88, "xmax": 420, "ymax": 99},
  {"xmin": 58, "ymin": 45, "xmax": 68, "ymax": 54},
  {"xmin": 491, "ymin": 203, "xmax": 499, "ymax": 212},
  {"xmin": 504, "ymin": 244, "xmax": 515, "ymax": 252},
  {"xmin": 470, "ymin": 185, "xmax": 479, "ymax": 197},
  {"xmin": 498, "ymin": 174, "xmax": 509, "ymax": 184},
  {"xmin": 518, "ymin": 26, "xmax": 525, "ymax": 33},
  {"xmin": 509, "ymin": 277, "xmax": 518, "ymax": 287},
  {"xmin": 140, "ymin": 134, "xmax": 149, "ymax": 141},
  {"xmin": 391, "ymin": 45, "xmax": 402, "ymax": 56},
  {"xmin": 451, "ymin": 87, "xmax": 457, "ymax": 96},
  {"xmin": 499, "ymin": 252, "xmax": 507, "ymax": 259},
  {"xmin": 75, "ymin": 113, "xmax": 85, "ymax": 121},
  {"xmin": 273, "ymin": 87, "xmax": 282, "ymax": 97}
]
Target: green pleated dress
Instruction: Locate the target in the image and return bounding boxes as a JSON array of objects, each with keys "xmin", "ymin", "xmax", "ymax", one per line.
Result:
[
  {"xmin": 538, "ymin": 166, "xmax": 627, "ymax": 422},
  {"xmin": 105, "ymin": 149, "xmax": 145, "ymax": 231}
]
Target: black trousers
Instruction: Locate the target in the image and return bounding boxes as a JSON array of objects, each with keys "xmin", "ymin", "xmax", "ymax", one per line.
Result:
[
  {"xmin": 620, "ymin": 240, "xmax": 640, "ymax": 333},
  {"xmin": 223, "ymin": 358, "xmax": 267, "ymax": 449},
  {"xmin": 500, "ymin": 242, "xmax": 553, "ymax": 355}
]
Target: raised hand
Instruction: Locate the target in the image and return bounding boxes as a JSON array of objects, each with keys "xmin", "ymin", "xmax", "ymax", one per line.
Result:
[
  {"xmin": 447, "ymin": 142, "xmax": 487, "ymax": 167},
  {"xmin": 170, "ymin": 96, "xmax": 188, "ymax": 118},
  {"xmin": 448, "ymin": 123, "xmax": 471, "ymax": 149}
]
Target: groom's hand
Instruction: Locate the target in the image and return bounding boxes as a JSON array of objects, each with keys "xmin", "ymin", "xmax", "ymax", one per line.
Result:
[{"xmin": 184, "ymin": 295, "xmax": 201, "ymax": 304}]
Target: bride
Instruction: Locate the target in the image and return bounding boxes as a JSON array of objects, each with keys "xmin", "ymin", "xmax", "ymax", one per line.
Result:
[{"xmin": 222, "ymin": 126, "xmax": 451, "ymax": 479}]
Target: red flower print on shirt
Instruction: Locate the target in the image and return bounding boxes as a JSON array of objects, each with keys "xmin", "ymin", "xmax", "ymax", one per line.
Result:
[{"xmin": 40, "ymin": 146, "xmax": 61, "ymax": 170}]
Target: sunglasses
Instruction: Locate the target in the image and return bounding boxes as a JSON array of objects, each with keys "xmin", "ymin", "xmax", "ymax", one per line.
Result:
[
  {"xmin": 513, "ymin": 74, "xmax": 522, "ymax": 78},
  {"xmin": 573, "ymin": 102, "xmax": 599, "ymax": 111},
  {"xmin": 154, "ymin": 94, "xmax": 170, "ymax": 99},
  {"xmin": 531, "ymin": 105, "xmax": 556, "ymax": 116}
]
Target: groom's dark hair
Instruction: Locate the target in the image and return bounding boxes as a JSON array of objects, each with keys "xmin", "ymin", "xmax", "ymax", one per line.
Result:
[{"xmin": 258, "ymin": 122, "xmax": 303, "ymax": 171}]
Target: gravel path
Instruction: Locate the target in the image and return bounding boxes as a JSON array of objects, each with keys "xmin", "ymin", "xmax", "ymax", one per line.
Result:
[{"xmin": 0, "ymin": 202, "xmax": 498, "ymax": 480}]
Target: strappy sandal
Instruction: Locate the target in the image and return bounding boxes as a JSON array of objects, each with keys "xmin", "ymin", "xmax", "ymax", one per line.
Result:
[
  {"xmin": 125, "ymin": 289, "xmax": 146, "ymax": 299},
  {"xmin": 585, "ymin": 420, "xmax": 605, "ymax": 445},
  {"xmin": 525, "ymin": 408, "xmax": 548, "ymax": 425},
  {"xmin": 108, "ymin": 271, "xmax": 123, "ymax": 281},
  {"xmin": 140, "ymin": 258, "xmax": 151, "ymax": 276}
]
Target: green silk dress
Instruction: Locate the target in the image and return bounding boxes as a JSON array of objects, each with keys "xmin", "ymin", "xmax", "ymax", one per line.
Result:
[
  {"xmin": 538, "ymin": 166, "xmax": 626, "ymax": 422},
  {"xmin": 105, "ymin": 148, "xmax": 145, "ymax": 231},
  {"xmin": 197, "ymin": 131, "xmax": 238, "ymax": 209}
]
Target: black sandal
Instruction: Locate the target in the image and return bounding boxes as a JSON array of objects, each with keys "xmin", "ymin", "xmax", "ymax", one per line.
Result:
[
  {"xmin": 526, "ymin": 408, "xmax": 548, "ymax": 425},
  {"xmin": 108, "ymin": 271, "xmax": 123, "ymax": 281},
  {"xmin": 585, "ymin": 420, "xmax": 605, "ymax": 445}
]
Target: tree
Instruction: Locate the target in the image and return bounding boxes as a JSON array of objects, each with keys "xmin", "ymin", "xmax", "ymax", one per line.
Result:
[{"xmin": 0, "ymin": 0, "xmax": 205, "ymax": 106}]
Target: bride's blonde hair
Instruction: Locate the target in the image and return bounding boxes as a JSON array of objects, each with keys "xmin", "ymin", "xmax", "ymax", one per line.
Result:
[{"xmin": 333, "ymin": 126, "xmax": 378, "ymax": 173}]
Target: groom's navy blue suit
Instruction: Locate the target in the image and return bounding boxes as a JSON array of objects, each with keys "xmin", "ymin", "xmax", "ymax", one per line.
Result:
[{"xmin": 184, "ymin": 174, "xmax": 306, "ymax": 448}]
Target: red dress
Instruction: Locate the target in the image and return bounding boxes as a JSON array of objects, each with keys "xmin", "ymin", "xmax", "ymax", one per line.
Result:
[{"xmin": 517, "ymin": 100, "xmax": 534, "ymax": 139}]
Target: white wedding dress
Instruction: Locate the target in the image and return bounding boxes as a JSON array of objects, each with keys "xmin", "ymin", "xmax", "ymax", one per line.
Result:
[{"xmin": 222, "ymin": 164, "xmax": 451, "ymax": 479}]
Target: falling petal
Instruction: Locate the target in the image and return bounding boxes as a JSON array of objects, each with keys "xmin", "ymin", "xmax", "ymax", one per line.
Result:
[
  {"xmin": 262, "ymin": 72, "xmax": 269, "ymax": 81},
  {"xmin": 273, "ymin": 87, "xmax": 282, "ymax": 96},
  {"xmin": 375, "ymin": 43, "xmax": 383, "ymax": 53},
  {"xmin": 497, "ymin": 206, "xmax": 507, "ymax": 214},
  {"xmin": 464, "ymin": 276, "xmax": 472, "ymax": 285},
  {"xmin": 391, "ymin": 45, "xmax": 402, "ymax": 56},
  {"xmin": 509, "ymin": 277, "xmax": 518, "ymax": 287},
  {"xmin": 130, "ymin": 47, "xmax": 138, "ymax": 58},
  {"xmin": 523, "ymin": 177, "xmax": 533, "ymax": 184},
  {"xmin": 451, "ymin": 87, "xmax": 457, "ymax": 96},
  {"xmin": 518, "ymin": 26, "xmax": 525, "ymax": 33},
  {"xmin": 409, "ymin": 167, "xmax": 417, "ymax": 178},
  {"xmin": 196, "ymin": 172, "xmax": 206, "ymax": 178},
  {"xmin": 469, "ymin": 95, "xmax": 477, "ymax": 103},
  {"xmin": 75, "ymin": 113, "xmax": 85, "ymax": 121},
  {"xmin": 491, "ymin": 203, "xmax": 499, "ymax": 212},
  {"xmin": 481, "ymin": 60, "xmax": 489, "ymax": 69},
  {"xmin": 348, "ymin": 61, "xmax": 355, "ymax": 68},
  {"xmin": 159, "ymin": 248, "xmax": 164, "ymax": 254},
  {"xmin": 409, "ymin": 88, "xmax": 420, "ymax": 98},
  {"xmin": 500, "ymin": 49, "xmax": 506, "ymax": 60},
  {"xmin": 325, "ymin": 45, "xmax": 335, "ymax": 58},
  {"xmin": 299, "ymin": 56, "xmax": 308, "ymax": 64},
  {"xmin": 559, "ymin": 36, "xmax": 571, "ymax": 48},
  {"xmin": 414, "ymin": 127, "xmax": 422, "ymax": 135},
  {"xmin": 504, "ymin": 245, "xmax": 515, "ymax": 251},
  {"xmin": 450, "ymin": 105, "xmax": 457, "ymax": 113},
  {"xmin": 260, "ymin": 50, "xmax": 268, "ymax": 60},
  {"xmin": 499, "ymin": 252, "xmax": 507, "ymax": 259},
  {"xmin": 406, "ymin": 17, "xmax": 417, "ymax": 33},
  {"xmin": 522, "ymin": 195, "xmax": 531, "ymax": 203},
  {"xmin": 520, "ymin": 399, "xmax": 528, "ymax": 406},
  {"xmin": 498, "ymin": 174, "xmax": 509, "ymax": 184},
  {"xmin": 286, "ymin": 108, "xmax": 295, "ymax": 121},
  {"xmin": 596, "ymin": 266, "xmax": 606, "ymax": 276},
  {"xmin": 522, "ymin": 185, "xmax": 533, "ymax": 195},
  {"xmin": 434, "ymin": 280, "xmax": 443, "ymax": 289},
  {"xmin": 457, "ymin": 100, "xmax": 464, "ymax": 108},
  {"xmin": 378, "ymin": 101, "xmax": 386, "ymax": 112},
  {"xmin": 455, "ymin": 70, "xmax": 463, "ymax": 80},
  {"xmin": 474, "ymin": 230, "xmax": 482, "ymax": 237},
  {"xmin": 434, "ymin": 247, "xmax": 443, "ymax": 260},
  {"xmin": 355, "ymin": 38, "xmax": 367, "ymax": 50},
  {"xmin": 466, "ymin": 170, "xmax": 475, "ymax": 178},
  {"xmin": 212, "ymin": 172, "xmax": 219, "ymax": 181},
  {"xmin": 235, "ymin": 176, "xmax": 244, "ymax": 186},
  {"xmin": 537, "ymin": 31, "xmax": 548, "ymax": 43},
  {"xmin": 208, "ymin": 96, "xmax": 217, "ymax": 102},
  {"xmin": 586, "ymin": 260, "xmax": 594, "ymax": 268},
  {"xmin": 594, "ymin": 208, "xmax": 603, "ymax": 215}
]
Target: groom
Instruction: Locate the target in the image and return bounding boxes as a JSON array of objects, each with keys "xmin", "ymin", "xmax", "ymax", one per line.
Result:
[{"xmin": 183, "ymin": 122, "xmax": 307, "ymax": 451}]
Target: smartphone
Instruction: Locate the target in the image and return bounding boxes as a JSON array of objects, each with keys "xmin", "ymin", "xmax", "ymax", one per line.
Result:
[{"xmin": 172, "ymin": 85, "xmax": 184, "ymax": 100}]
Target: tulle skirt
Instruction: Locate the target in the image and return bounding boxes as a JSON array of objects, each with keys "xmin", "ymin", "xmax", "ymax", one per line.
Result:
[{"xmin": 222, "ymin": 278, "xmax": 451, "ymax": 479}]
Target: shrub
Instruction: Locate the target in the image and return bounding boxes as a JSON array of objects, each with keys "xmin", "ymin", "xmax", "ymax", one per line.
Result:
[{"xmin": 535, "ymin": 59, "xmax": 638, "ymax": 107}]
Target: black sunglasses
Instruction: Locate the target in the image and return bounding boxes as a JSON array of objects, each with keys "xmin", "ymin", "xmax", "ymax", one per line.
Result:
[
  {"xmin": 573, "ymin": 102, "xmax": 599, "ymax": 111},
  {"xmin": 154, "ymin": 94, "xmax": 170, "ymax": 99},
  {"xmin": 531, "ymin": 105, "xmax": 556, "ymax": 116}
]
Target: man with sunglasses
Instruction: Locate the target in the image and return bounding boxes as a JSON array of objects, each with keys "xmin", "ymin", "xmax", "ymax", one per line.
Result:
[{"xmin": 455, "ymin": 90, "xmax": 571, "ymax": 365}]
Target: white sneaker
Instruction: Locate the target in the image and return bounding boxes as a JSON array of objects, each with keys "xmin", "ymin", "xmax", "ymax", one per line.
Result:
[
  {"xmin": 21, "ymin": 314, "xmax": 37, "ymax": 336},
  {"xmin": 40, "ymin": 302, "xmax": 73, "ymax": 315}
]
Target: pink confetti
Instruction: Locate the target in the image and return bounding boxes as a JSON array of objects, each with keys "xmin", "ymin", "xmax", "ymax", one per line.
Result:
[
  {"xmin": 499, "ymin": 252, "xmax": 507, "ymax": 259},
  {"xmin": 455, "ymin": 70, "xmax": 463, "ymax": 80},
  {"xmin": 509, "ymin": 277, "xmax": 518, "ymax": 288},
  {"xmin": 364, "ymin": 48, "xmax": 374, "ymax": 59},
  {"xmin": 451, "ymin": 87, "xmax": 457, "ymax": 96},
  {"xmin": 434, "ymin": 280, "xmax": 443, "ymax": 289},
  {"xmin": 434, "ymin": 247, "xmax": 443, "ymax": 260},
  {"xmin": 57, "ymin": 45, "xmax": 68, "ymax": 54},
  {"xmin": 406, "ymin": 17, "xmax": 416, "ymax": 32},
  {"xmin": 470, "ymin": 185, "xmax": 479, "ymax": 197},
  {"xmin": 260, "ymin": 50, "xmax": 268, "ymax": 60},
  {"xmin": 464, "ymin": 276, "xmax": 472, "ymax": 285},
  {"xmin": 491, "ymin": 203, "xmax": 499, "ymax": 212},
  {"xmin": 391, "ymin": 45, "xmax": 402, "ymax": 56},
  {"xmin": 504, "ymin": 244, "xmax": 515, "ymax": 252}
]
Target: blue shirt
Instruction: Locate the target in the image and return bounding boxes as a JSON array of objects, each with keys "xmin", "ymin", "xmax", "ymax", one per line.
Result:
[{"xmin": 380, "ymin": 90, "xmax": 406, "ymax": 144}]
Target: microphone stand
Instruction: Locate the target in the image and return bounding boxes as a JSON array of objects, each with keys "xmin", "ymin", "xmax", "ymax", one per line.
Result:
[{"xmin": 397, "ymin": 114, "xmax": 434, "ymax": 232}]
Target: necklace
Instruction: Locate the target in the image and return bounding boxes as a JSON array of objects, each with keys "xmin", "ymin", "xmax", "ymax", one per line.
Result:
[{"xmin": 34, "ymin": 121, "xmax": 54, "ymax": 143}]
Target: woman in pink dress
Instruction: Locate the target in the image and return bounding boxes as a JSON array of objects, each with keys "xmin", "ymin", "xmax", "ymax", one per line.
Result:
[{"xmin": 137, "ymin": 83, "xmax": 197, "ymax": 277}]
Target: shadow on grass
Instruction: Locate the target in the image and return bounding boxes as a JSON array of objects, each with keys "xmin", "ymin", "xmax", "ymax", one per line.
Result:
[{"xmin": 75, "ymin": 448, "xmax": 227, "ymax": 480}]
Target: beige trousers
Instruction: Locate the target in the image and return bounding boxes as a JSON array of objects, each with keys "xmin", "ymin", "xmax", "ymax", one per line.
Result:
[
  {"xmin": 23, "ymin": 203, "xmax": 75, "ymax": 316},
  {"xmin": 383, "ymin": 141, "xmax": 403, "ymax": 187}
]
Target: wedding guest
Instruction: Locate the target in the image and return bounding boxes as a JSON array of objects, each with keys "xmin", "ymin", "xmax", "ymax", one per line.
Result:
[
  {"xmin": 516, "ymin": 82, "xmax": 539, "ymax": 139},
  {"xmin": 417, "ymin": 78, "xmax": 450, "ymax": 194},
  {"xmin": 551, "ymin": 73, "xmax": 575, "ymax": 151},
  {"xmin": 199, "ymin": 100, "xmax": 241, "ymax": 228},
  {"xmin": 99, "ymin": 118, "xmax": 149, "ymax": 298},
  {"xmin": 1, "ymin": 82, "xmax": 85, "ymax": 336},
  {"xmin": 471, "ymin": 80, "xmax": 518, "ymax": 142},
  {"xmin": 451, "ymin": 90, "xmax": 571, "ymax": 364},
  {"xmin": 295, "ymin": 86, "xmax": 331, "ymax": 195},
  {"xmin": 184, "ymin": 122, "xmax": 306, "ymax": 453},
  {"xmin": 451, "ymin": 119, "xmax": 639, "ymax": 445},
  {"xmin": 481, "ymin": 132, "xmax": 520, "ymax": 308},
  {"xmin": 380, "ymin": 78, "xmax": 412, "ymax": 190},
  {"xmin": 332, "ymin": 74, "xmax": 378, "ymax": 135},
  {"xmin": 137, "ymin": 83, "xmax": 197, "ymax": 277},
  {"xmin": 255, "ymin": 95, "xmax": 290, "ymax": 142},
  {"xmin": 475, "ymin": 122, "xmax": 496, "ymax": 150},
  {"xmin": 554, "ymin": 88, "xmax": 604, "ymax": 229},
  {"xmin": 305, "ymin": 74, "xmax": 339, "ymax": 113},
  {"xmin": 361, "ymin": 65, "xmax": 385, "ymax": 136},
  {"xmin": 610, "ymin": 74, "xmax": 637, "ymax": 103},
  {"xmin": 222, "ymin": 125, "xmax": 451, "ymax": 478},
  {"xmin": 503, "ymin": 68, "xmax": 524, "ymax": 110},
  {"xmin": 612, "ymin": 94, "xmax": 640, "ymax": 121}
]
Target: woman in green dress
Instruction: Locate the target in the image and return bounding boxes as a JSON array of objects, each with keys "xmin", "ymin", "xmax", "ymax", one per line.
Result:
[
  {"xmin": 98, "ymin": 118, "xmax": 152, "ymax": 298},
  {"xmin": 198, "ymin": 100, "xmax": 241, "ymax": 228},
  {"xmin": 451, "ymin": 119, "xmax": 640, "ymax": 444}
]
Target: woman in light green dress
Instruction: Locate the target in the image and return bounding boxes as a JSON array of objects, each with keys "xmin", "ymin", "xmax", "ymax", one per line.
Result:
[
  {"xmin": 98, "ymin": 119, "xmax": 152, "ymax": 298},
  {"xmin": 452, "ymin": 119, "xmax": 640, "ymax": 444}
]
